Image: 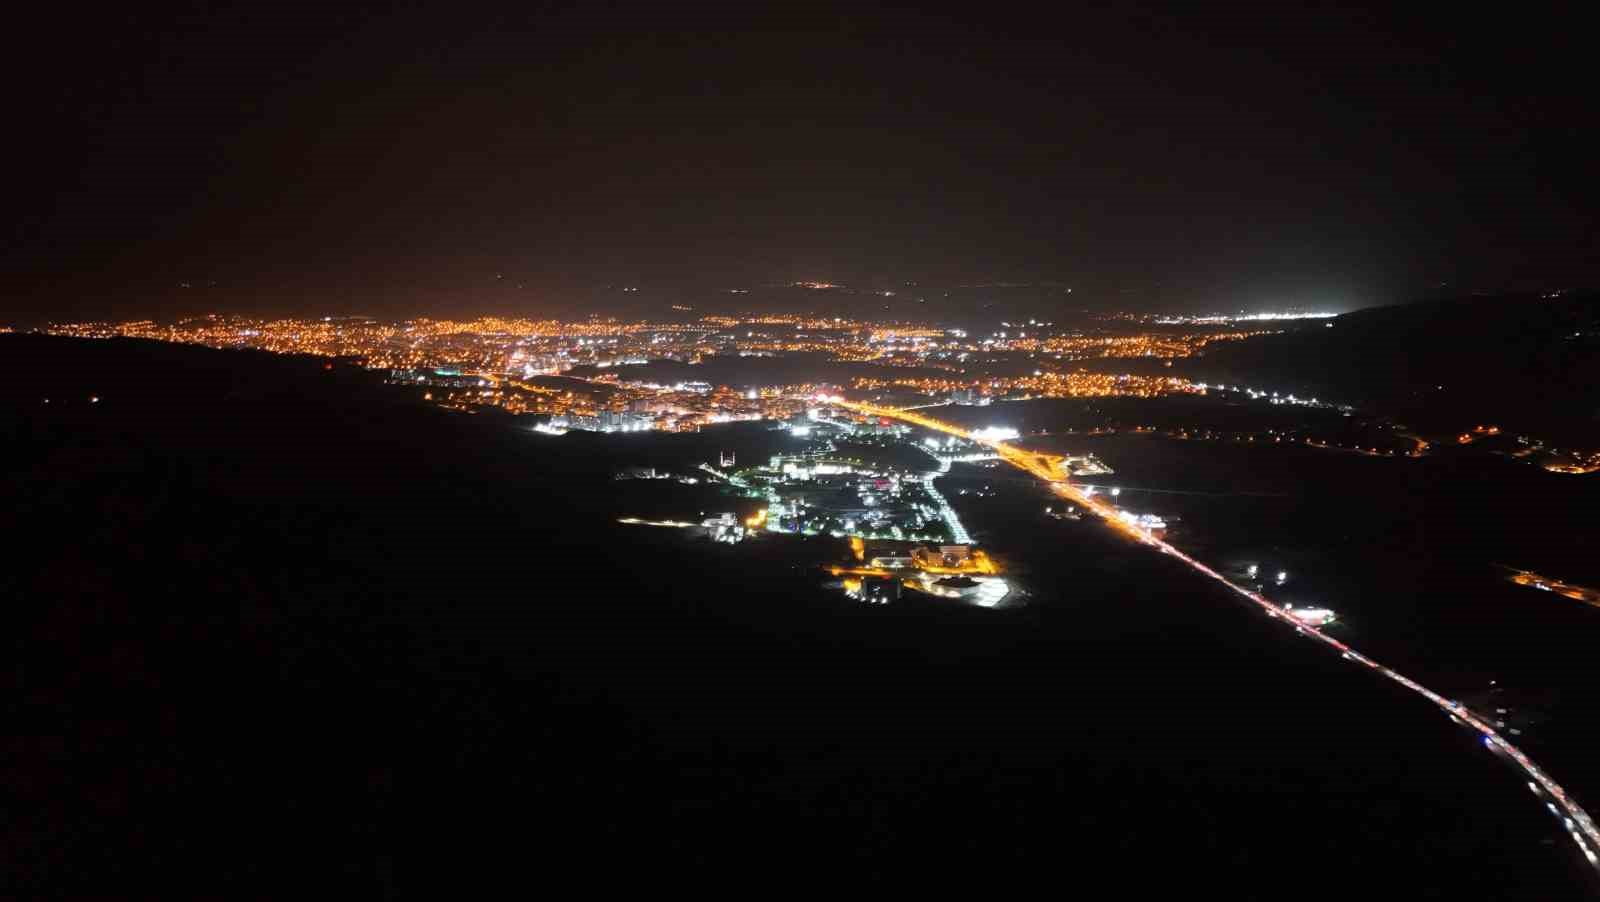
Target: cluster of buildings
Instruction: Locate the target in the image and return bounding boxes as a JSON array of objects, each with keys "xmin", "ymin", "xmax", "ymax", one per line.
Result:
[
  {"xmin": 752, "ymin": 452, "xmax": 955, "ymax": 543},
  {"xmin": 612, "ymin": 407, "xmax": 1012, "ymax": 605},
  {"xmin": 842, "ymin": 540, "xmax": 1007, "ymax": 607},
  {"xmin": 39, "ymin": 313, "xmax": 1281, "ymax": 433},
  {"xmin": 60, "ymin": 311, "xmax": 1591, "ymax": 473},
  {"xmin": 717, "ymin": 414, "xmax": 1011, "ymax": 605},
  {"xmin": 853, "ymin": 370, "xmax": 1209, "ymax": 403},
  {"xmin": 547, "ymin": 410, "xmax": 657, "ymax": 433}
]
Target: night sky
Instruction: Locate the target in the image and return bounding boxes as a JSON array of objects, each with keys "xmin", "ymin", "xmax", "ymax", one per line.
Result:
[{"xmin": 8, "ymin": 1, "xmax": 1594, "ymax": 320}]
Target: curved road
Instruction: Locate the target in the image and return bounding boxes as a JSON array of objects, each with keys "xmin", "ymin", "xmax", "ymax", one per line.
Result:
[{"xmin": 829, "ymin": 396, "xmax": 1600, "ymax": 879}]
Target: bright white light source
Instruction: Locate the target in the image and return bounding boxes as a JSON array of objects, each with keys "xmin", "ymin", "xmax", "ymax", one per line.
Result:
[
  {"xmin": 971, "ymin": 426, "xmax": 1019, "ymax": 442},
  {"xmin": 1286, "ymin": 607, "xmax": 1336, "ymax": 626}
]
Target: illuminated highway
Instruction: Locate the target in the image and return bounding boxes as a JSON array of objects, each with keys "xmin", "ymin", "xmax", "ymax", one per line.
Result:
[
  {"xmin": 924, "ymin": 450, "xmax": 974, "ymax": 544},
  {"xmin": 1506, "ymin": 568, "xmax": 1600, "ymax": 610},
  {"xmin": 828, "ymin": 396, "xmax": 1600, "ymax": 876}
]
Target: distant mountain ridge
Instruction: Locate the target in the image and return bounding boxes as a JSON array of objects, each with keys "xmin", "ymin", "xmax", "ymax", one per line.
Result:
[{"xmin": 1186, "ymin": 292, "xmax": 1600, "ymax": 442}]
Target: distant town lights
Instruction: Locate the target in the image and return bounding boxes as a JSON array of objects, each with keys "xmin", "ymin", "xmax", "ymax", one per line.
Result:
[{"xmin": 1153, "ymin": 311, "xmax": 1338, "ymax": 325}]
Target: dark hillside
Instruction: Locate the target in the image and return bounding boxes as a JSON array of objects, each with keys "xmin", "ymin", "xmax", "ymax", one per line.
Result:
[
  {"xmin": 3, "ymin": 335, "xmax": 1591, "ymax": 898},
  {"xmin": 1185, "ymin": 294, "xmax": 1599, "ymax": 441}
]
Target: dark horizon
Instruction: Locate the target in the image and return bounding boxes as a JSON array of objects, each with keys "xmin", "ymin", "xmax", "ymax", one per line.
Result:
[{"xmin": 8, "ymin": 2, "xmax": 1595, "ymax": 321}]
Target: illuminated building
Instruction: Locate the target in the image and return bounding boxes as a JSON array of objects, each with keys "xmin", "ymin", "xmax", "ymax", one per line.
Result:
[
  {"xmin": 701, "ymin": 513, "xmax": 745, "ymax": 544},
  {"xmin": 867, "ymin": 548, "xmax": 915, "ymax": 569},
  {"xmin": 861, "ymin": 575, "xmax": 900, "ymax": 604},
  {"xmin": 912, "ymin": 545, "xmax": 973, "ymax": 569}
]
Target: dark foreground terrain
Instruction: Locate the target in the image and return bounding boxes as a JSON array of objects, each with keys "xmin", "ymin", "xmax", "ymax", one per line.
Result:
[{"xmin": 2, "ymin": 335, "xmax": 1594, "ymax": 898}]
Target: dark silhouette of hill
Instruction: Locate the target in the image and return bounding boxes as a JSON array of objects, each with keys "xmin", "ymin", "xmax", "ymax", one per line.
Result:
[
  {"xmin": 3, "ymin": 335, "xmax": 1593, "ymax": 898},
  {"xmin": 1186, "ymin": 293, "xmax": 1600, "ymax": 442}
]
